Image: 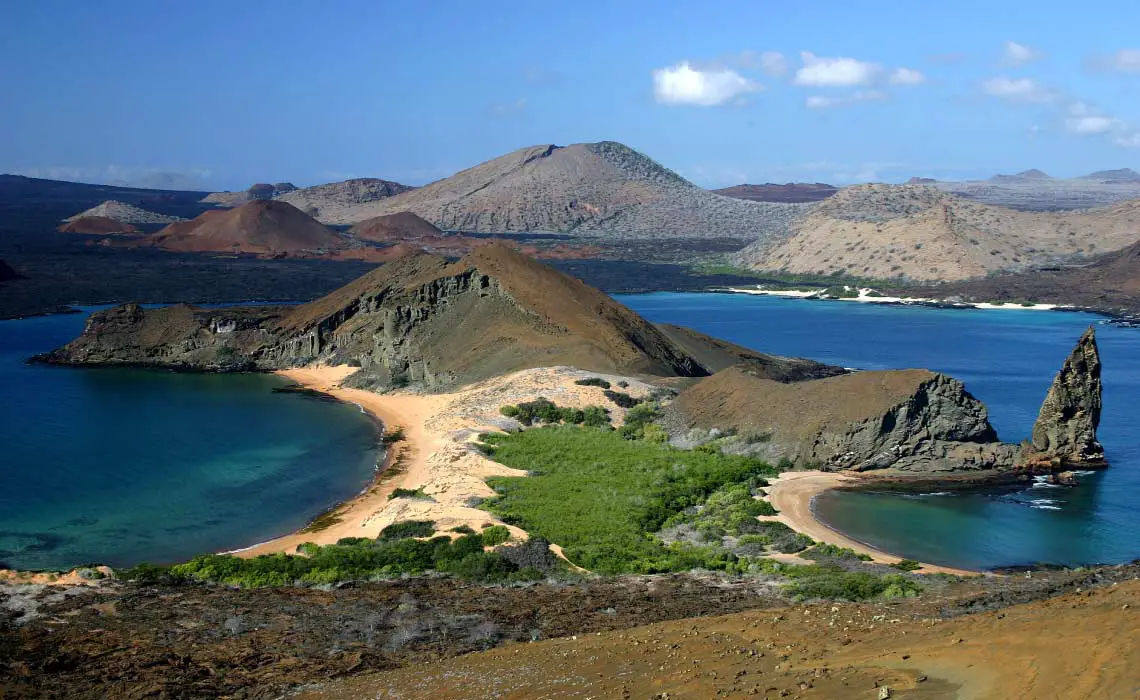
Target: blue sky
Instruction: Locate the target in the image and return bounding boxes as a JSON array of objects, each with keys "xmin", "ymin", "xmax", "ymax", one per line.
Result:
[{"xmin": 2, "ymin": 0, "xmax": 1138, "ymax": 190}]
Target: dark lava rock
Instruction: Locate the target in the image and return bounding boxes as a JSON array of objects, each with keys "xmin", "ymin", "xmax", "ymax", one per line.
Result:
[{"xmin": 1029, "ymin": 326, "xmax": 1104, "ymax": 466}]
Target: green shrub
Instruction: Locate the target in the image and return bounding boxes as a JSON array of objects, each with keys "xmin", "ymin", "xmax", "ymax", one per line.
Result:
[
  {"xmin": 891, "ymin": 559, "xmax": 922, "ymax": 572},
  {"xmin": 379, "ymin": 520, "xmax": 436, "ymax": 540},
  {"xmin": 559, "ymin": 407, "xmax": 586, "ymax": 424},
  {"xmin": 582, "ymin": 405, "xmax": 611, "ymax": 427},
  {"xmin": 642, "ymin": 423, "xmax": 669, "ymax": 443},
  {"xmin": 481, "ymin": 425, "xmax": 777, "ymax": 574},
  {"xmin": 780, "ymin": 565, "xmax": 923, "ymax": 601},
  {"xmin": 381, "ymin": 427, "xmax": 405, "ymax": 445},
  {"xmin": 449, "ymin": 525, "xmax": 476, "ymax": 535},
  {"xmin": 799, "ymin": 543, "xmax": 873, "ymax": 562},
  {"xmin": 663, "ymin": 483, "xmax": 777, "ymax": 538},
  {"xmin": 604, "ymin": 390, "xmax": 642, "ymax": 408},
  {"xmin": 480, "ymin": 525, "xmax": 511, "ymax": 546},
  {"xmin": 388, "ymin": 487, "xmax": 432, "ymax": 501},
  {"xmin": 500, "ymin": 405, "xmax": 521, "ymax": 418},
  {"xmin": 575, "ymin": 377, "xmax": 611, "ymax": 389}
]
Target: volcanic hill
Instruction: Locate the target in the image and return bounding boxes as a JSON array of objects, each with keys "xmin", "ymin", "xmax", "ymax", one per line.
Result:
[
  {"xmin": 275, "ymin": 178, "xmax": 416, "ymax": 220},
  {"xmin": 306, "ymin": 142, "xmax": 808, "ymax": 241},
  {"xmin": 734, "ymin": 184, "xmax": 1140, "ymax": 281},
  {"xmin": 64, "ymin": 200, "xmax": 185, "ymax": 225},
  {"xmin": 148, "ymin": 200, "xmax": 347, "ymax": 255},
  {"xmin": 40, "ymin": 244, "xmax": 840, "ymax": 389},
  {"xmin": 57, "ymin": 216, "xmax": 140, "ymax": 235},
  {"xmin": 348, "ymin": 212, "xmax": 443, "ymax": 242}
]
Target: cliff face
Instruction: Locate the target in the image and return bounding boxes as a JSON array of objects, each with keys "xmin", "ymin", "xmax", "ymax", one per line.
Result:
[
  {"xmin": 670, "ymin": 366, "xmax": 1015, "ymax": 472},
  {"xmin": 1027, "ymin": 326, "xmax": 1104, "ymax": 466},
  {"xmin": 40, "ymin": 244, "xmax": 841, "ymax": 390}
]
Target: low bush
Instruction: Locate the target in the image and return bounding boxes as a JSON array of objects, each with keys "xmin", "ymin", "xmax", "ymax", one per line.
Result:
[
  {"xmin": 480, "ymin": 525, "xmax": 511, "ymax": 546},
  {"xmin": 388, "ymin": 488, "xmax": 432, "ymax": 501},
  {"xmin": 753, "ymin": 560, "xmax": 923, "ymax": 601},
  {"xmin": 500, "ymin": 399, "xmax": 611, "ymax": 428},
  {"xmin": 618, "ymin": 402, "xmax": 661, "ymax": 439},
  {"xmin": 381, "ymin": 427, "xmax": 405, "ymax": 445},
  {"xmin": 379, "ymin": 520, "xmax": 436, "ymax": 540},
  {"xmin": 574, "ymin": 377, "xmax": 611, "ymax": 389},
  {"xmin": 449, "ymin": 525, "xmax": 476, "ymax": 535},
  {"xmin": 799, "ymin": 543, "xmax": 873, "ymax": 562},
  {"xmin": 663, "ymin": 483, "xmax": 777, "ymax": 541},
  {"xmin": 603, "ymin": 390, "xmax": 642, "ymax": 409},
  {"xmin": 891, "ymin": 559, "xmax": 922, "ymax": 572}
]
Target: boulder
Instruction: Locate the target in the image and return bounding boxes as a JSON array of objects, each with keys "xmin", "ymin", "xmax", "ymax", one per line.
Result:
[{"xmin": 1028, "ymin": 326, "xmax": 1104, "ymax": 466}]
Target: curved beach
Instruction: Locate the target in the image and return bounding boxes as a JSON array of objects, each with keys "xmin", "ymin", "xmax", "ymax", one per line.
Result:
[{"xmin": 243, "ymin": 366, "xmax": 978, "ymax": 576}]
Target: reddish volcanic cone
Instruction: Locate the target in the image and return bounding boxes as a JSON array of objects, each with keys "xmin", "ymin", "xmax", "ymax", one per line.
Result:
[
  {"xmin": 149, "ymin": 200, "xmax": 346, "ymax": 255},
  {"xmin": 58, "ymin": 216, "xmax": 141, "ymax": 235}
]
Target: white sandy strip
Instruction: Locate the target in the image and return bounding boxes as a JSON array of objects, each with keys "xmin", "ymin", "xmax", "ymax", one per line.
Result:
[{"xmin": 722, "ymin": 286, "xmax": 1067, "ymax": 311}]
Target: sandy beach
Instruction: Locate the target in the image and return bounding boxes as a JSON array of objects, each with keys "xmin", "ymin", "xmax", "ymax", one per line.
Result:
[
  {"xmin": 236, "ymin": 365, "xmax": 978, "ymax": 576},
  {"xmin": 238, "ymin": 365, "xmax": 657, "ymax": 558},
  {"xmin": 761, "ymin": 470, "xmax": 978, "ymax": 575}
]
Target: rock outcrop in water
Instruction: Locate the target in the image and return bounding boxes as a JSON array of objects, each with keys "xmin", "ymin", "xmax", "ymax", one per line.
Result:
[
  {"xmin": 38, "ymin": 244, "xmax": 843, "ymax": 389},
  {"xmin": 1026, "ymin": 326, "xmax": 1104, "ymax": 467}
]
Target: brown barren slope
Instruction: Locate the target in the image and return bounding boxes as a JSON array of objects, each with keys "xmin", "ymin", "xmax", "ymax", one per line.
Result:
[
  {"xmin": 57, "ymin": 215, "xmax": 140, "ymax": 235},
  {"xmin": 149, "ymin": 200, "xmax": 346, "ymax": 255},
  {"xmin": 713, "ymin": 182, "xmax": 838, "ymax": 203},
  {"xmin": 735, "ymin": 184, "xmax": 1140, "ymax": 281},
  {"xmin": 348, "ymin": 211, "xmax": 443, "ymax": 242},
  {"xmin": 295, "ymin": 578, "xmax": 1140, "ymax": 700}
]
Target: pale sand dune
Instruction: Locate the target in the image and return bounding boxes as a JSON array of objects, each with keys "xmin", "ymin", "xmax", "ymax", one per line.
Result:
[{"xmin": 239, "ymin": 365, "xmax": 655, "ymax": 558}]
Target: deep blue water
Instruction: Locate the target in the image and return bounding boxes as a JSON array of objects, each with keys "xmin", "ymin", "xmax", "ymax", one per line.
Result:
[
  {"xmin": 616, "ymin": 292, "xmax": 1140, "ymax": 570},
  {"xmin": 0, "ymin": 309, "xmax": 380, "ymax": 571}
]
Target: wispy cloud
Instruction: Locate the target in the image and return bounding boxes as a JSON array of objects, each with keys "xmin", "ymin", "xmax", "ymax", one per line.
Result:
[
  {"xmin": 652, "ymin": 61, "xmax": 761, "ymax": 106},
  {"xmin": 793, "ymin": 52, "xmax": 881, "ymax": 87},
  {"xmin": 523, "ymin": 65, "xmax": 562, "ymax": 87},
  {"xmin": 758, "ymin": 51, "xmax": 788, "ymax": 77},
  {"xmin": 1004, "ymin": 41, "xmax": 1044, "ymax": 66},
  {"xmin": 981, "ymin": 76, "xmax": 1058, "ymax": 103},
  {"xmin": 488, "ymin": 97, "xmax": 528, "ymax": 116},
  {"xmin": 1085, "ymin": 49, "xmax": 1140, "ymax": 73},
  {"xmin": 888, "ymin": 68, "xmax": 926, "ymax": 86},
  {"xmin": 805, "ymin": 90, "xmax": 889, "ymax": 109},
  {"xmin": 1064, "ymin": 102, "xmax": 1122, "ymax": 135}
]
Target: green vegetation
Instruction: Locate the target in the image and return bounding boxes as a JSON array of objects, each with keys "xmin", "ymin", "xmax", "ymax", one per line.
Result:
[
  {"xmin": 664, "ymin": 483, "xmax": 777, "ymax": 542},
  {"xmin": 299, "ymin": 509, "xmax": 343, "ymax": 534},
  {"xmin": 733, "ymin": 521, "xmax": 814, "ymax": 554},
  {"xmin": 480, "ymin": 525, "xmax": 511, "ymax": 546},
  {"xmin": 121, "ymin": 520, "xmax": 556, "ymax": 588},
  {"xmin": 763, "ymin": 561, "xmax": 923, "ymax": 601},
  {"xmin": 799, "ymin": 543, "xmax": 873, "ymax": 562},
  {"xmin": 449, "ymin": 525, "xmax": 476, "ymax": 534},
  {"xmin": 618, "ymin": 401, "xmax": 661, "ymax": 439},
  {"xmin": 603, "ymin": 390, "xmax": 642, "ymax": 409},
  {"xmin": 574, "ymin": 377, "xmax": 611, "ymax": 389},
  {"xmin": 388, "ymin": 487, "xmax": 432, "ymax": 501},
  {"xmin": 892, "ymin": 559, "xmax": 923, "ymax": 572},
  {"xmin": 820, "ymin": 285, "xmax": 859, "ymax": 299},
  {"xmin": 479, "ymin": 425, "xmax": 778, "ymax": 574},
  {"xmin": 500, "ymin": 398, "xmax": 610, "ymax": 427},
  {"xmin": 380, "ymin": 427, "xmax": 406, "ymax": 445},
  {"xmin": 379, "ymin": 520, "xmax": 436, "ymax": 540}
]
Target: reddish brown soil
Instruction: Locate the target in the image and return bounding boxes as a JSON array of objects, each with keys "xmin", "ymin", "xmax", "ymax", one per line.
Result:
[
  {"xmin": 57, "ymin": 216, "xmax": 140, "ymax": 235},
  {"xmin": 349, "ymin": 211, "xmax": 443, "ymax": 241},
  {"xmin": 148, "ymin": 200, "xmax": 346, "ymax": 255}
]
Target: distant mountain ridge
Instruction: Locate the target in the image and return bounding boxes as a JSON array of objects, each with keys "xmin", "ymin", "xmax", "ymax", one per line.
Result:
[
  {"xmin": 303, "ymin": 141, "xmax": 809, "ymax": 241},
  {"xmin": 711, "ymin": 183, "xmax": 838, "ymax": 203},
  {"xmin": 734, "ymin": 184, "xmax": 1140, "ymax": 281},
  {"xmin": 275, "ymin": 178, "xmax": 415, "ymax": 219}
]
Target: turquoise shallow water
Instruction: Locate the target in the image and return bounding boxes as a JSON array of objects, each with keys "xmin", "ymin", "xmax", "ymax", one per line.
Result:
[
  {"xmin": 616, "ymin": 292, "xmax": 1140, "ymax": 570},
  {"xmin": 0, "ymin": 309, "xmax": 381, "ymax": 571}
]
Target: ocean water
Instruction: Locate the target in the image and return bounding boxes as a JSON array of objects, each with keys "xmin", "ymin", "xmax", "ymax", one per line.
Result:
[
  {"xmin": 0, "ymin": 308, "xmax": 381, "ymax": 571},
  {"xmin": 617, "ymin": 292, "xmax": 1140, "ymax": 570}
]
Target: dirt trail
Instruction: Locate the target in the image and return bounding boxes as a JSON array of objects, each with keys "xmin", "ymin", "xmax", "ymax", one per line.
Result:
[{"xmin": 295, "ymin": 578, "xmax": 1140, "ymax": 700}]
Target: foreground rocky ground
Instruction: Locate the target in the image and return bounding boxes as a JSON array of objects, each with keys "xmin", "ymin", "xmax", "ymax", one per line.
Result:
[{"xmin": 3, "ymin": 564, "xmax": 1140, "ymax": 699}]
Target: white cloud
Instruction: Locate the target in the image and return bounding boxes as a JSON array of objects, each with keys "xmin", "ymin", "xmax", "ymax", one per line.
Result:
[
  {"xmin": 805, "ymin": 90, "xmax": 889, "ymax": 109},
  {"xmin": 793, "ymin": 52, "xmax": 881, "ymax": 87},
  {"xmin": 489, "ymin": 97, "xmax": 528, "ymax": 116},
  {"xmin": 1067, "ymin": 115, "xmax": 1121, "ymax": 134},
  {"xmin": 889, "ymin": 68, "xmax": 926, "ymax": 85},
  {"xmin": 652, "ymin": 61, "xmax": 761, "ymax": 106},
  {"xmin": 1099, "ymin": 49, "xmax": 1140, "ymax": 73},
  {"xmin": 759, "ymin": 51, "xmax": 788, "ymax": 77},
  {"xmin": 1115, "ymin": 132, "xmax": 1140, "ymax": 148},
  {"xmin": 1004, "ymin": 41, "xmax": 1043, "ymax": 66},
  {"xmin": 982, "ymin": 77, "xmax": 1057, "ymax": 103}
]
